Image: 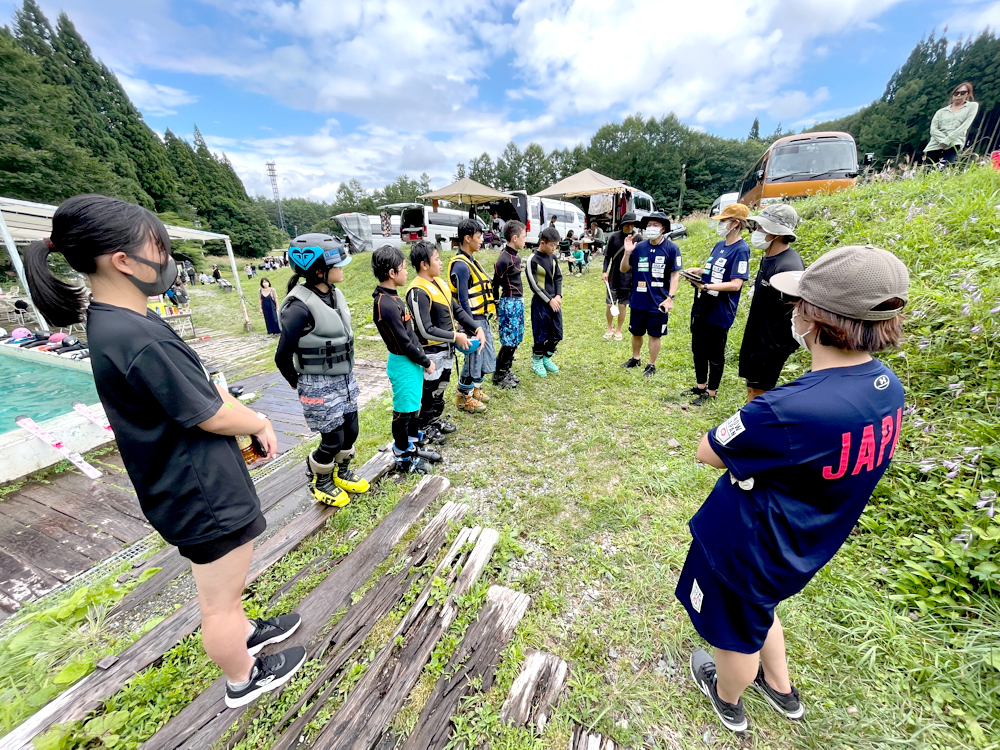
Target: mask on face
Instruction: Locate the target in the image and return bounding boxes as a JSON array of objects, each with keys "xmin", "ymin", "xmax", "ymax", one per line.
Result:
[
  {"xmin": 751, "ymin": 229, "xmax": 771, "ymax": 250},
  {"xmin": 715, "ymin": 221, "xmax": 731, "ymax": 238},
  {"xmin": 790, "ymin": 309, "xmax": 812, "ymax": 350},
  {"xmin": 643, "ymin": 226, "xmax": 663, "ymax": 240},
  {"xmin": 127, "ymin": 254, "xmax": 177, "ymax": 297}
]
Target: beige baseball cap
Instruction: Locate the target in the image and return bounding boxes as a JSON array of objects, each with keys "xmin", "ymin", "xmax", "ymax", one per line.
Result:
[{"xmin": 770, "ymin": 245, "xmax": 909, "ymax": 321}]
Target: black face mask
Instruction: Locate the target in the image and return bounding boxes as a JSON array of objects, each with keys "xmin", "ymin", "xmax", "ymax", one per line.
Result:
[{"xmin": 127, "ymin": 255, "xmax": 178, "ymax": 297}]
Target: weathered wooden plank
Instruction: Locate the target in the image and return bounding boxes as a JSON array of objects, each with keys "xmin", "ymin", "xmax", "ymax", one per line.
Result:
[
  {"xmin": 0, "ymin": 511, "xmax": 94, "ymax": 583},
  {"xmin": 500, "ymin": 650, "xmax": 569, "ymax": 733},
  {"xmin": 48, "ymin": 472, "xmax": 146, "ymax": 525},
  {"xmin": 402, "ymin": 586, "xmax": 531, "ymax": 750},
  {"xmin": 0, "ymin": 494, "xmax": 121, "ymax": 561},
  {"xmin": 0, "ymin": 545, "xmax": 59, "ymax": 611},
  {"xmin": 0, "ymin": 452, "xmax": 402, "ymax": 750},
  {"xmin": 313, "ymin": 526, "xmax": 499, "ymax": 750},
  {"xmin": 137, "ymin": 469, "xmax": 443, "ymax": 750},
  {"xmin": 19, "ymin": 483, "xmax": 149, "ymax": 543},
  {"xmin": 250, "ymin": 502, "xmax": 471, "ymax": 750},
  {"xmin": 570, "ymin": 727, "xmax": 624, "ymax": 750}
]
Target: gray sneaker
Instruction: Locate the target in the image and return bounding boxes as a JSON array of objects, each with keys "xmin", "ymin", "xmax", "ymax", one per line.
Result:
[
  {"xmin": 689, "ymin": 649, "xmax": 748, "ymax": 732},
  {"xmin": 752, "ymin": 663, "xmax": 805, "ymax": 720}
]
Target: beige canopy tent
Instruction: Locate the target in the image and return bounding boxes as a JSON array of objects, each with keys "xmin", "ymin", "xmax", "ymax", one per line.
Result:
[
  {"xmin": 0, "ymin": 196, "xmax": 253, "ymax": 331},
  {"xmin": 419, "ymin": 177, "xmax": 514, "ymax": 205},
  {"xmin": 533, "ymin": 168, "xmax": 628, "ymax": 198}
]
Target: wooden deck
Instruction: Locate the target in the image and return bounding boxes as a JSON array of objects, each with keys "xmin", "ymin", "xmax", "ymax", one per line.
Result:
[{"xmin": 0, "ymin": 361, "xmax": 389, "ymax": 621}]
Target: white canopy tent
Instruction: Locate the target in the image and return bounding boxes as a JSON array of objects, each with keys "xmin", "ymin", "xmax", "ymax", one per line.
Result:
[{"xmin": 0, "ymin": 196, "xmax": 253, "ymax": 331}]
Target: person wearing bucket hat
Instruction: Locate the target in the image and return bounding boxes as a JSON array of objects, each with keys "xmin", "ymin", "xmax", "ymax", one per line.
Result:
[
  {"xmin": 678, "ymin": 245, "xmax": 908, "ymax": 734},
  {"xmin": 620, "ymin": 212, "xmax": 682, "ymax": 377},
  {"xmin": 276, "ymin": 234, "xmax": 370, "ymax": 509},
  {"xmin": 738, "ymin": 204, "xmax": 804, "ymax": 401},
  {"xmin": 601, "ymin": 212, "xmax": 639, "ymax": 340},
  {"xmin": 684, "ymin": 203, "xmax": 751, "ymax": 405}
]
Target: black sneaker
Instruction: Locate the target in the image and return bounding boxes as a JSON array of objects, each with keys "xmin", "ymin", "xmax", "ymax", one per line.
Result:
[
  {"xmin": 433, "ymin": 417, "xmax": 458, "ymax": 434},
  {"xmin": 643, "ymin": 364, "xmax": 656, "ymax": 378},
  {"xmin": 622, "ymin": 357, "xmax": 642, "ymax": 369},
  {"xmin": 225, "ymin": 646, "xmax": 307, "ymax": 708},
  {"xmin": 690, "ymin": 649, "xmax": 748, "ymax": 732},
  {"xmin": 752, "ymin": 664, "xmax": 805, "ymax": 720},
  {"xmin": 247, "ymin": 613, "xmax": 302, "ymax": 656},
  {"xmin": 690, "ymin": 392, "xmax": 716, "ymax": 407},
  {"xmin": 690, "ymin": 386, "xmax": 708, "ymax": 395}
]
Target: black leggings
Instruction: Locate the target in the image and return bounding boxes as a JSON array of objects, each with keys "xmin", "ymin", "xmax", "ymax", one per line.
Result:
[
  {"xmin": 691, "ymin": 317, "xmax": 729, "ymax": 392},
  {"xmin": 391, "ymin": 410, "xmax": 421, "ymax": 452},
  {"xmin": 419, "ymin": 367, "xmax": 452, "ymax": 427},
  {"xmin": 496, "ymin": 345, "xmax": 517, "ymax": 374},
  {"xmin": 314, "ymin": 411, "xmax": 360, "ymax": 463}
]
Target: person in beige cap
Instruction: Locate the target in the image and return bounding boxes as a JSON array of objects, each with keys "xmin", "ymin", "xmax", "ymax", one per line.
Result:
[
  {"xmin": 684, "ymin": 202, "xmax": 751, "ymax": 405},
  {"xmin": 738, "ymin": 203, "xmax": 804, "ymax": 402},
  {"xmin": 678, "ymin": 245, "xmax": 908, "ymax": 734}
]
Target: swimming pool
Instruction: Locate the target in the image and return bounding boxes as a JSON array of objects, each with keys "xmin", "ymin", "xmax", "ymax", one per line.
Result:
[{"xmin": 0, "ymin": 354, "xmax": 100, "ymax": 434}]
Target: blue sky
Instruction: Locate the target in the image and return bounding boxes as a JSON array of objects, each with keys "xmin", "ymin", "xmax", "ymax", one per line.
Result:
[{"xmin": 4, "ymin": 0, "xmax": 999, "ymax": 201}]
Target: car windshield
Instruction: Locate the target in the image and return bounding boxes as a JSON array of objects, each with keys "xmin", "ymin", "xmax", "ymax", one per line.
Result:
[{"xmin": 768, "ymin": 141, "xmax": 856, "ymax": 181}]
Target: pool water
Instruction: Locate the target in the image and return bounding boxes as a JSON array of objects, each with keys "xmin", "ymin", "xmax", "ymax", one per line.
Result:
[{"xmin": 0, "ymin": 355, "xmax": 100, "ymax": 434}]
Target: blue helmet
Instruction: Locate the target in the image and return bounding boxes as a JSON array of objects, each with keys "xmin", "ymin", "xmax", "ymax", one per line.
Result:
[{"xmin": 288, "ymin": 233, "xmax": 352, "ymax": 275}]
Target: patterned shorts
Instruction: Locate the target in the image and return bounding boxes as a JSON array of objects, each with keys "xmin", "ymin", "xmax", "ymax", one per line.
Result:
[
  {"xmin": 297, "ymin": 372, "xmax": 360, "ymax": 433},
  {"xmin": 497, "ymin": 297, "xmax": 525, "ymax": 348}
]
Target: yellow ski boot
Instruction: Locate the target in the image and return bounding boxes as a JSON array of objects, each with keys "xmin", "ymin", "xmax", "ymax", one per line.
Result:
[
  {"xmin": 307, "ymin": 452, "xmax": 350, "ymax": 507},
  {"xmin": 333, "ymin": 448, "xmax": 370, "ymax": 494}
]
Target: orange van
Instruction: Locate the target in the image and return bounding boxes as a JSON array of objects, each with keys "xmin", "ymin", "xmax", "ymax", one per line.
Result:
[{"xmin": 738, "ymin": 132, "xmax": 860, "ymax": 208}]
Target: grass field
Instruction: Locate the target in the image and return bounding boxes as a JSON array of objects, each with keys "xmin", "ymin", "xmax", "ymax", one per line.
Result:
[{"xmin": 4, "ymin": 167, "xmax": 999, "ymax": 749}]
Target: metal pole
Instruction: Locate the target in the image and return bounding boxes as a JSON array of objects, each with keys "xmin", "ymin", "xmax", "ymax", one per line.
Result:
[
  {"xmin": 676, "ymin": 163, "xmax": 687, "ymax": 218},
  {"xmin": 223, "ymin": 237, "xmax": 253, "ymax": 332},
  {"xmin": 0, "ymin": 210, "xmax": 50, "ymax": 330}
]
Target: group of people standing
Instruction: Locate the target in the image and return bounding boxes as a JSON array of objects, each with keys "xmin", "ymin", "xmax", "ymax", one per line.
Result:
[
  {"xmin": 603, "ymin": 202, "xmax": 805, "ymax": 405},
  {"xmin": 22, "ymin": 191, "xmax": 914, "ymax": 738}
]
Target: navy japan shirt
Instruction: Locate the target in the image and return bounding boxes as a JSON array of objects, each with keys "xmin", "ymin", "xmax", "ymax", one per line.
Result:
[
  {"xmin": 690, "ymin": 358, "xmax": 904, "ymax": 603},
  {"xmin": 693, "ymin": 238, "xmax": 751, "ymax": 328},
  {"xmin": 629, "ymin": 238, "xmax": 682, "ymax": 312}
]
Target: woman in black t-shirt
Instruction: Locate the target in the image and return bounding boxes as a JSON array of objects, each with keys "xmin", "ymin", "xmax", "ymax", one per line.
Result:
[{"xmin": 23, "ymin": 195, "xmax": 307, "ymax": 709}]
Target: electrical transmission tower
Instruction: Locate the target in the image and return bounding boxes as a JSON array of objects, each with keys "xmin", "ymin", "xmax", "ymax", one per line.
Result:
[{"xmin": 266, "ymin": 161, "xmax": 286, "ymax": 233}]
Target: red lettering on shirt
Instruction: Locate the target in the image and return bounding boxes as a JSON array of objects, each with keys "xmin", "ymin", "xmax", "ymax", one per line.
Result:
[
  {"xmin": 877, "ymin": 414, "xmax": 895, "ymax": 466},
  {"xmin": 823, "ymin": 432, "xmax": 851, "ymax": 480},
  {"xmin": 851, "ymin": 424, "xmax": 876, "ymax": 475}
]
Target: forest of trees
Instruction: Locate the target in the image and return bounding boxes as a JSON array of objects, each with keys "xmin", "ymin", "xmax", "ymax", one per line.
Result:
[{"xmin": 0, "ymin": 0, "xmax": 278, "ymax": 256}]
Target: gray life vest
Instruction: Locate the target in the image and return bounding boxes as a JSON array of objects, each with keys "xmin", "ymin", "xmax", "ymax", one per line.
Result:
[{"xmin": 280, "ymin": 284, "xmax": 354, "ymax": 376}]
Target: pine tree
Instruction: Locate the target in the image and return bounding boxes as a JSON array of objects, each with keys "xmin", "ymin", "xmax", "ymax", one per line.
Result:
[
  {"xmin": 748, "ymin": 117, "xmax": 760, "ymax": 140},
  {"xmin": 163, "ymin": 129, "xmax": 210, "ymax": 211}
]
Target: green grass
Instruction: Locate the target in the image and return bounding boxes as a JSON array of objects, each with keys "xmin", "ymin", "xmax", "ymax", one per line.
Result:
[{"xmin": 5, "ymin": 167, "xmax": 1000, "ymax": 748}]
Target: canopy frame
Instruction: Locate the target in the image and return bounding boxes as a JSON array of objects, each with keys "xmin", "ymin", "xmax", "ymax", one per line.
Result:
[{"xmin": 0, "ymin": 196, "xmax": 253, "ymax": 332}]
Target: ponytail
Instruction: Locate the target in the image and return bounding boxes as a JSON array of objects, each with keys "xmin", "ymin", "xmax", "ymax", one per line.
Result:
[
  {"xmin": 22, "ymin": 239, "xmax": 90, "ymax": 326},
  {"xmin": 21, "ymin": 194, "xmax": 172, "ymax": 327},
  {"xmin": 286, "ymin": 272, "xmax": 303, "ymax": 295}
]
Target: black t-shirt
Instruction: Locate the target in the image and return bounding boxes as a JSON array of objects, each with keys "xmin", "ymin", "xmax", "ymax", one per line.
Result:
[
  {"xmin": 86, "ymin": 301, "xmax": 260, "ymax": 546},
  {"xmin": 603, "ymin": 231, "xmax": 634, "ymax": 290},
  {"xmin": 740, "ymin": 248, "xmax": 805, "ymax": 356}
]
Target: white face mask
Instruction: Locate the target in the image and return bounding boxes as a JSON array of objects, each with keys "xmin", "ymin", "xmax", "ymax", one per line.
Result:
[
  {"xmin": 751, "ymin": 229, "xmax": 771, "ymax": 250},
  {"xmin": 790, "ymin": 309, "xmax": 812, "ymax": 350},
  {"xmin": 715, "ymin": 221, "xmax": 731, "ymax": 238},
  {"xmin": 643, "ymin": 226, "xmax": 663, "ymax": 240}
]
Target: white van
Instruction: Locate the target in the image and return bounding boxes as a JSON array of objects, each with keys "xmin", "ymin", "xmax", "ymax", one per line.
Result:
[
  {"xmin": 630, "ymin": 188, "xmax": 655, "ymax": 222},
  {"xmin": 384, "ymin": 203, "xmax": 488, "ymax": 247},
  {"xmin": 368, "ymin": 213, "xmax": 400, "ymax": 237}
]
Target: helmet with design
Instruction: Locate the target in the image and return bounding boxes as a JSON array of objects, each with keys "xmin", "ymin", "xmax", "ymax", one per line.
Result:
[{"xmin": 288, "ymin": 234, "xmax": 352, "ymax": 277}]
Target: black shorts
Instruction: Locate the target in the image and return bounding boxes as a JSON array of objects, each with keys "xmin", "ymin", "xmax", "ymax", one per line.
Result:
[
  {"xmin": 739, "ymin": 350, "xmax": 793, "ymax": 391},
  {"xmin": 177, "ymin": 513, "xmax": 267, "ymax": 565},
  {"xmin": 629, "ymin": 308, "xmax": 670, "ymax": 338},
  {"xmin": 675, "ymin": 539, "xmax": 777, "ymax": 654},
  {"xmin": 605, "ymin": 286, "xmax": 631, "ymax": 306}
]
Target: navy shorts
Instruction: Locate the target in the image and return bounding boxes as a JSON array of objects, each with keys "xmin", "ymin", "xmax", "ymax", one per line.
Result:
[
  {"xmin": 629, "ymin": 308, "xmax": 670, "ymax": 338},
  {"xmin": 675, "ymin": 539, "xmax": 777, "ymax": 654}
]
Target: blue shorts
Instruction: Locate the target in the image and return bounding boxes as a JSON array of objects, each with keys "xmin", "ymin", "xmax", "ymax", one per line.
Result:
[
  {"xmin": 675, "ymin": 539, "xmax": 777, "ymax": 654},
  {"xmin": 497, "ymin": 297, "xmax": 525, "ymax": 348},
  {"xmin": 629, "ymin": 308, "xmax": 670, "ymax": 338},
  {"xmin": 386, "ymin": 353, "xmax": 424, "ymax": 413}
]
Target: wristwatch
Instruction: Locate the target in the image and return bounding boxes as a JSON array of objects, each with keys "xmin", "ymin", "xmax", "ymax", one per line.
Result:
[{"xmin": 667, "ymin": 294, "xmax": 676, "ymax": 299}]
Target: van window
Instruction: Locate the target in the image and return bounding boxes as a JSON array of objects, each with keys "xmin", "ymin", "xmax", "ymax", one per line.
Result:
[
  {"xmin": 529, "ymin": 204, "xmax": 539, "ymax": 221},
  {"xmin": 768, "ymin": 141, "xmax": 857, "ymax": 181},
  {"xmin": 634, "ymin": 195, "xmax": 651, "ymax": 212},
  {"xmin": 401, "ymin": 207, "xmax": 424, "ymax": 229}
]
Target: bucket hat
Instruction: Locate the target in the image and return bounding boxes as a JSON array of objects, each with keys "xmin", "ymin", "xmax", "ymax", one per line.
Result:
[
  {"xmin": 748, "ymin": 203, "xmax": 799, "ymax": 241},
  {"xmin": 639, "ymin": 212, "xmax": 672, "ymax": 232}
]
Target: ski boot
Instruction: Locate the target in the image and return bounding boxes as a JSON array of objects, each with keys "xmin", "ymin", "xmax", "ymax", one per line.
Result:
[
  {"xmin": 307, "ymin": 452, "xmax": 350, "ymax": 507},
  {"xmin": 333, "ymin": 448, "xmax": 370, "ymax": 494}
]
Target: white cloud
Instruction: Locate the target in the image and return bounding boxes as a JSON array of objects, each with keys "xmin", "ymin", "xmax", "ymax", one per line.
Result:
[
  {"xmin": 946, "ymin": 0, "xmax": 1000, "ymax": 33},
  {"xmin": 792, "ymin": 104, "xmax": 865, "ymax": 129},
  {"xmin": 114, "ymin": 73, "xmax": 197, "ymax": 116}
]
